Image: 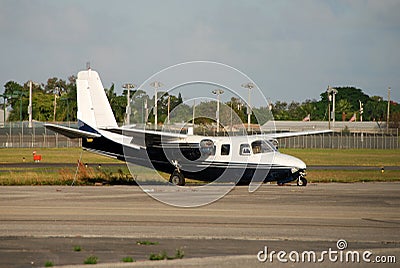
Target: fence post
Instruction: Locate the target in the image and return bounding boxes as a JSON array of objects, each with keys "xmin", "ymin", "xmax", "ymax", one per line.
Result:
[{"xmin": 369, "ymin": 133, "xmax": 371, "ymax": 149}]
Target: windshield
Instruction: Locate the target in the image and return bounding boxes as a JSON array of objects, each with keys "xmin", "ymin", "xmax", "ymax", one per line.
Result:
[{"xmin": 251, "ymin": 140, "xmax": 277, "ymax": 154}]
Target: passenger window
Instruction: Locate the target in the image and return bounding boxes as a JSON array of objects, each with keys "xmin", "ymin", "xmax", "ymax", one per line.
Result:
[
  {"xmin": 221, "ymin": 144, "xmax": 230, "ymax": 155},
  {"xmin": 200, "ymin": 139, "xmax": 216, "ymax": 156},
  {"xmin": 240, "ymin": 144, "xmax": 251, "ymax": 155}
]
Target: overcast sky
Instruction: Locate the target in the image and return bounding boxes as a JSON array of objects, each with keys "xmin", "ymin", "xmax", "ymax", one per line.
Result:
[{"xmin": 1, "ymin": 0, "xmax": 399, "ymax": 106}]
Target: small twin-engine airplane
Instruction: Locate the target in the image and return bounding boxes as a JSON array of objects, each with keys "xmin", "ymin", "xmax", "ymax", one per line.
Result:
[{"xmin": 45, "ymin": 69, "xmax": 331, "ymax": 187}]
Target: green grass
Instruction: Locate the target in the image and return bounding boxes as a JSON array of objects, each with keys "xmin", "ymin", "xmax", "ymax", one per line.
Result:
[
  {"xmin": 0, "ymin": 148, "xmax": 399, "ymax": 185},
  {"xmin": 121, "ymin": 256, "xmax": 135, "ymax": 262},
  {"xmin": 73, "ymin": 245, "xmax": 82, "ymax": 252},
  {"xmin": 280, "ymin": 148, "xmax": 400, "ymax": 183},
  {"xmin": 149, "ymin": 249, "xmax": 184, "ymax": 261},
  {"xmin": 280, "ymin": 148, "xmax": 400, "ymax": 167},
  {"xmin": 0, "ymin": 148, "xmax": 119, "ymax": 164},
  {"xmin": 174, "ymin": 248, "xmax": 185, "ymax": 259},
  {"xmin": 44, "ymin": 261, "xmax": 53, "ymax": 267},
  {"xmin": 0, "ymin": 147, "xmax": 170, "ymax": 185},
  {"xmin": 1, "ymin": 148, "xmax": 398, "ymax": 166},
  {"xmin": 307, "ymin": 170, "xmax": 400, "ymax": 183},
  {"xmin": 83, "ymin": 256, "xmax": 98, "ymax": 265},
  {"xmin": 149, "ymin": 251, "xmax": 168, "ymax": 261}
]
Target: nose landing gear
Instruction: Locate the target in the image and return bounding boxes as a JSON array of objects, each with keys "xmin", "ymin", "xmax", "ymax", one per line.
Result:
[{"xmin": 297, "ymin": 177, "xmax": 307, "ymax": 186}]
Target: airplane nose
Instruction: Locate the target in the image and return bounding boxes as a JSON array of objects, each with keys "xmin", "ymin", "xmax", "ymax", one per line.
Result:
[
  {"xmin": 294, "ymin": 157, "xmax": 306, "ymax": 169},
  {"xmin": 275, "ymin": 153, "xmax": 306, "ymax": 169}
]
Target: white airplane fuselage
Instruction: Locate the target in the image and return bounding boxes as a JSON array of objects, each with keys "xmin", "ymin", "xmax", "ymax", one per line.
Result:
[{"xmin": 80, "ymin": 126, "xmax": 307, "ymax": 185}]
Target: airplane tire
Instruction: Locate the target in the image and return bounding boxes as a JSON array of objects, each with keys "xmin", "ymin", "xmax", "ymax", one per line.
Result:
[
  {"xmin": 169, "ymin": 170, "xmax": 185, "ymax": 186},
  {"xmin": 297, "ymin": 177, "xmax": 307, "ymax": 186}
]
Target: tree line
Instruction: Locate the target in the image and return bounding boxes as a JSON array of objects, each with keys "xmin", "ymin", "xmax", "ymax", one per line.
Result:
[
  {"xmin": 2, "ymin": 76, "xmax": 77, "ymax": 122},
  {"xmin": 272, "ymin": 87, "xmax": 398, "ymax": 122},
  {"xmin": 1, "ymin": 77, "xmax": 399, "ymax": 128}
]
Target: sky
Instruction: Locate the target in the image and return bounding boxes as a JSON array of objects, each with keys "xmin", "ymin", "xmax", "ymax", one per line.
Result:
[{"xmin": 0, "ymin": 0, "xmax": 399, "ymax": 107}]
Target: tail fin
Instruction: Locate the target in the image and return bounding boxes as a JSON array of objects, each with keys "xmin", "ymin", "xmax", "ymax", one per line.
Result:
[{"xmin": 77, "ymin": 69, "xmax": 118, "ymax": 130}]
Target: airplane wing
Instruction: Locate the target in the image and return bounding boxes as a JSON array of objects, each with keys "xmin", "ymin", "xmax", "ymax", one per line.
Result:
[
  {"xmin": 265, "ymin": 129, "xmax": 332, "ymax": 139},
  {"xmin": 45, "ymin": 123, "xmax": 187, "ymax": 149},
  {"xmin": 44, "ymin": 123, "xmax": 101, "ymax": 139},
  {"xmin": 103, "ymin": 126, "xmax": 188, "ymax": 139}
]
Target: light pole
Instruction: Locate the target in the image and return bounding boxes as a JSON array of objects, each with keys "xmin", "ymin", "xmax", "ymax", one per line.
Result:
[
  {"xmin": 328, "ymin": 93, "xmax": 331, "ymax": 129},
  {"xmin": 230, "ymin": 100, "xmax": 233, "ymax": 134},
  {"xmin": 241, "ymin": 82, "xmax": 254, "ymax": 132},
  {"xmin": 122, "ymin": 83, "xmax": 136, "ymax": 125},
  {"xmin": 167, "ymin": 95, "xmax": 170, "ymax": 125},
  {"xmin": 142, "ymin": 98, "xmax": 145, "ymax": 125},
  {"xmin": 212, "ymin": 89, "xmax": 224, "ymax": 133},
  {"xmin": 359, "ymin": 100, "xmax": 363, "ymax": 123},
  {"xmin": 28, "ymin": 81, "xmax": 33, "ymax": 127},
  {"xmin": 144, "ymin": 98, "xmax": 148, "ymax": 126},
  {"xmin": 327, "ymin": 86, "xmax": 338, "ymax": 129},
  {"xmin": 0, "ymin": 94, "xmax": 6, "ymax": 126},
  {"xmin": 150, "ymin": 81, "xmax": 163, "ymax": 130},
  {"xmin": 53, "ymin": 86, "xmax": 62, "ymax": 122},
  {"xmin": 387, "ymin": 87, "xmax": 391, "ymax": 132},
  {"xmin": 28, "ymin": 81, "xmax": 39, "ymax": 128},
  {"xmin": 359, "ymin": 100, "xmax": 364, "ymax": 142},
  {"xmin": 268, "ymin": 98, "xmax": 273, "ymax": 111},
  {"xmin": 192, "ymin": 100, "xmax": 196, "ymax": 128}
]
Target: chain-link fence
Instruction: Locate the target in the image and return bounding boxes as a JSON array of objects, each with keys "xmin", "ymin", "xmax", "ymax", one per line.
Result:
[
  {"xmin": 278, "ymin": 131, "xmax": 399, "ymax": 149},
  {"xmin": 0, "ymin": 122, "xmax": 81, "ymax": 148},
  {"xmin": 0, "ymin": 122, "xmax": 399, "ymax": 149}
]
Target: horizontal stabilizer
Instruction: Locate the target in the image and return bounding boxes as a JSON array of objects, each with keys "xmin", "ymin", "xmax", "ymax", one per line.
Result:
[{"xmin": 44, "ymin": 123, "xmax": 101, "ymax": 139}]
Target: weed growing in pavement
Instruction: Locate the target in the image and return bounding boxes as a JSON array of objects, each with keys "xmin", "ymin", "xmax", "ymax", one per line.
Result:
[
  {"xmin": 83, "ymin": 256, "xmax": 98, "ymax": 264},
  {"xmin": 122, "ymin": 256, "xmax": 135, "ymax": 262},
  {"xmin": 137, "ymin": 240, "xmax": 159, "ymax": 245},
  {"xmin": 44, "ymin": 261, "xmax": 53, "ymax": 267},
  {"xmin": 149, "ymin": 251, "xmax": 168, "ymax": 260},
  {"xmin": 149, "ymin": 248, "xmax": 185, "ymax": 261}
]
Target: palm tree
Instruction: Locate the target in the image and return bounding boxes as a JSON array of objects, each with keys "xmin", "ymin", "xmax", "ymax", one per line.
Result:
[{"xmin": 336, "ymin": 99, "xmax": 352, "ymax": 121}]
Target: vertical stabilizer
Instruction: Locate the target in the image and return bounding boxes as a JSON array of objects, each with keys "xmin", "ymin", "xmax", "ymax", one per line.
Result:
[{"xmin": 77, "ymin": 69, "xmax": 118, "ymax": 130}]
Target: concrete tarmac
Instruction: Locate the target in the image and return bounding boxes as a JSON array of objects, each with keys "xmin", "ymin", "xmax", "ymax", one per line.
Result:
[{"xmin": 0, "ymin": 183, "xmax": 399, "ymax": 267}]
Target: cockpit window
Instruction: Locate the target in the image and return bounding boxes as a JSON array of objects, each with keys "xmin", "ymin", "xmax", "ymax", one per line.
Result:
[{"xmin": 251, "ymin": 140, "xmax": 276, "ymax": 154}]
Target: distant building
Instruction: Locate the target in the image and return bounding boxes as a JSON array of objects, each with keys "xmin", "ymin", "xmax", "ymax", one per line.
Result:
[{"xmin": 262, "ymin": 121, "xmax": 387, "ymax": 133}]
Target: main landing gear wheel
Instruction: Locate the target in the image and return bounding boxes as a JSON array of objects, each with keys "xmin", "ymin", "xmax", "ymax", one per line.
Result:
[
  {"xmin": 169, "ymin": 170, "xmax": 185, "ymax": 186},
  {"xmin": 297, "ymin": 177, "xmax": 307, "ymax": 186}
]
